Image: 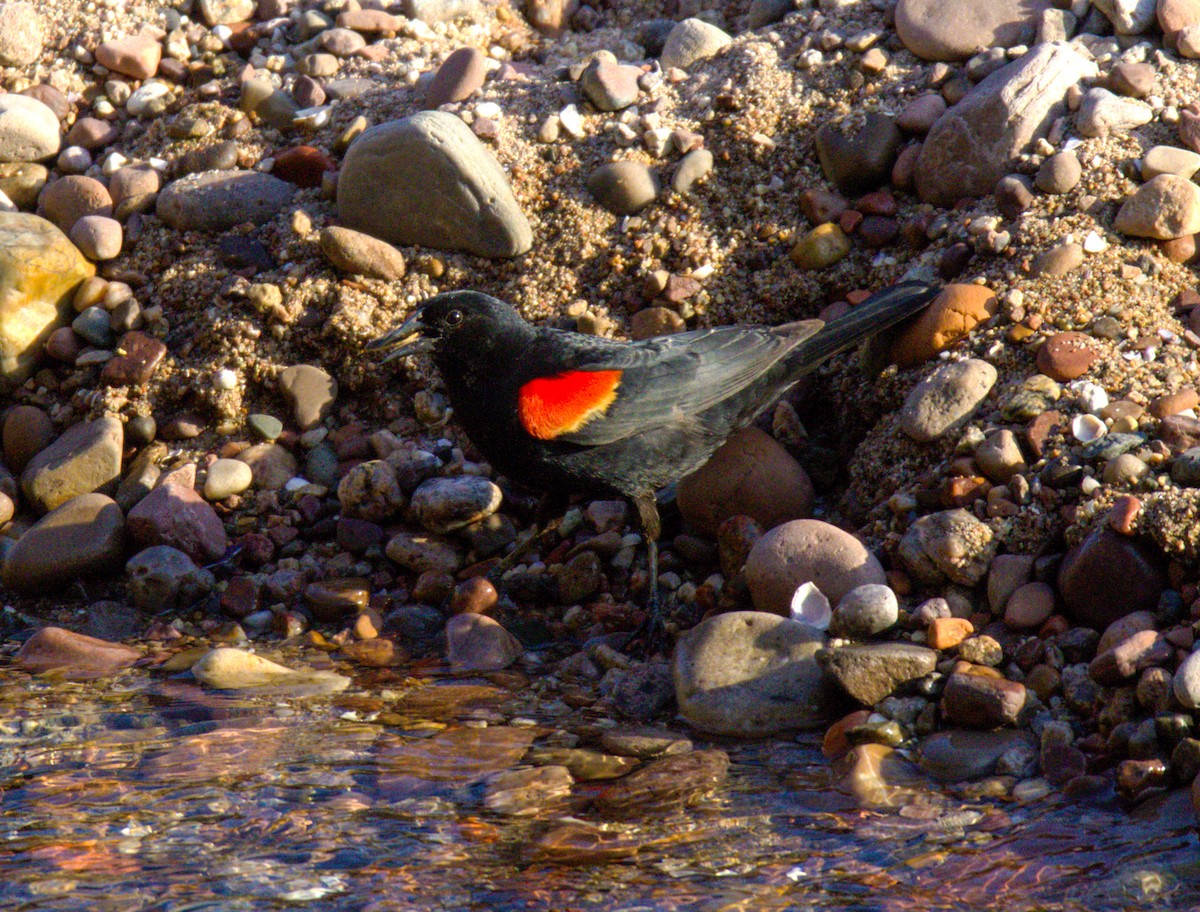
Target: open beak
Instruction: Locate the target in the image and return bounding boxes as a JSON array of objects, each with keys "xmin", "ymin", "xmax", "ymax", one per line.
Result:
[{"xmin": 367, "ymin": 309, "xmax": 433, "ymax": 363}]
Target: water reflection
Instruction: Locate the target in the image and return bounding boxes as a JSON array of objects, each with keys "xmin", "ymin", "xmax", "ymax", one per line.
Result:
[{"xmin": 0, "ymin": 663, "xmax": 1196, "ymax": 911}]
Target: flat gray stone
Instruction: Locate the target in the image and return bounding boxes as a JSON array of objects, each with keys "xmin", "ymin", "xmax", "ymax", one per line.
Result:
[
  {"xmin": 918, "ymin": 728, "xmax": 1037, "ymax": 781},
  {"xmin": 915, "ymin": 42, "xmax": 1097, "ymax": 206},
  {"xmin": 816, "ymin": 642, "xmax": 937, "ymax": 706},
  {"xmin": 896, "ymin": 0, "xmax": 1051, "ymax": 61},
  {"xmin": 2, "ymin": 493, "xmax": 125, "ymax": 593},
  {"xmin": 0, "ymin": 94, "xmax": 59, "ymax": 162},
  {"xmin": 674, "ymin": 611, "xmax": 835, "ymax": 735},
  {"xmin": 900, "ymin": 358, "xmax": 997, "ymax": 442},
  {"xmin": 156, "ymin": 170, "xmax": 295, "ymax": 232},
  {"xmin": 20, "ymin": 415, "xmax": 123, "ymax": 514},
  {"xmin": 337, "ymin": 110, "xmax": 532, "ymax": 258}
]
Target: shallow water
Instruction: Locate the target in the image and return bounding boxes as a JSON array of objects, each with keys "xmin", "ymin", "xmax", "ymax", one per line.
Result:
[{"xmin": 1, "ymin": 663, "xmax": 1197, "ymax": 912}]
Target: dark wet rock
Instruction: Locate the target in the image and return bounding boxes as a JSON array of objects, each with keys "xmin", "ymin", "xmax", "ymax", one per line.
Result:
[
  {"xmin": 599, "ymin": 726, "xmax": 693, "ymax": 759},
  {"xmin": 918, "ymin": 728, "xmax": 1038, "ymax": 781},
  {"xmin": 941, "ymin": 672, "xmax": 1027, "ymax": 727},
  {"xmin": 1057, "ymin": 525, "xmax": 1166, "ymax": 629},
  {"xmin": 815, "ymin": 112, "xmax": 902, "ymax": 195},
  {"xmin": 303, "ymin": 577, "xmax": 370, "ymax": 622},
  {"xmin": 674, "ymin": 611, "xmax": 833, "ymax": 735},
  {"xmin": 593, "ymin": 749, "xmax": 729, "ymax": 818},
  {"xmin": 816, "ymin": 643, "xmax": 938, "ymax": 706},
  {"xmin": 484, "ymin": 765, "xmax": 574, "ymax": 816},
  {"xmin": 126, "ymin": 545, "xmax": 214, "ymax": 611},
  {"xmin": 445, "ymin": 613, "xmax": 523, "ymax": 671}
]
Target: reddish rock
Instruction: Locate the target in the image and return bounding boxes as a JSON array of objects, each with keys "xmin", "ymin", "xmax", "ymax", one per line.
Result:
[
  {"xmin": 1057, "ymin": 525, "xmax": 1166, "ymax": 629},
  {"xmin": 425, "ymin": 46, "xmax": 487, "ymax": 108},
  {"xmin": 941, "ymin": 671, "xmax": 1026, "ymax": 727},
  {"xmin": 271, "ymin": 146, "xmax": 336, "ymax": 188},
  {"xmin": 127, "ymin": 482, "xmax": 228, "ymax": 562},
  {"xmin": 1036, "ymin": 331, "xmax": 1099, "ymax": 381},
  {"xmin": 1089, "ymin": 630, "xmax": 1174, "ymax": 686},
  {"xmin": 94, "ymin": 32, "xmax": 162, "ymax": 80},
  {"xmin": 15, "ymin": 626, "xmax": 140, "ymax": 678},
  {"xmin": 100, "ymin": 331, "xmax": 168, "ymax": 386}
]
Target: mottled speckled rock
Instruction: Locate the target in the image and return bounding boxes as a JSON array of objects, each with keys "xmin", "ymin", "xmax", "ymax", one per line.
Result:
[
  {"xmin": 0, "ymin": 212, "xmax": 94, "ymax": 389},
  {"xmin": 897, "ymin": 508, "xmax": 996, "ymax": 586},
  {"xmin": 1114, "ymin": 173, "xmax": 1200, "ymax": 239},
  {"xmin": 674, "ymin": 611, "xmax": 834, "ymax": 735},
  {"xmin": 899, "ymin": 359, "xmax": 998, "ymax": 442},
  {"xmin": 411, "ymin": 475, "xmax": 502, "ymax": 533},
  {"xmin": 817, "ymin": 642, "xmax": 938, "ymax": 706},
  {"xmin": 744, "ymin": 518, "xmax": 886, "ymax": 613},
  {"xmin": 677, "ymin": 427, "xmax": 813, "ymax": 536},
  {"xmin": 156, "ymin": 170, "xmax": 295, "ymax": 233},
  {"xmin": 338, "ymin": 111, "xmax": 532, "ymax": 258},
  {"xmin": 20, "ymin": 415, "xmax": 123, "ymax": 514},
  {"xmin": 0, "ymin": 3, "xmax": 45, "ymax": 67},
  {"xmin": 2, "ymin": 493, "xmax": 125, "ymax": 593}
]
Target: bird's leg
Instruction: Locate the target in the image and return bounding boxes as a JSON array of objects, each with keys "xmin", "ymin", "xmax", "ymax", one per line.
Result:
[
  {"xmin": 486, "ymin": 493, "xmax": 565, "ymax": 583},
  {"xmin": 624, "ymin": 492, "xmax": 666, "ymax": 657}
]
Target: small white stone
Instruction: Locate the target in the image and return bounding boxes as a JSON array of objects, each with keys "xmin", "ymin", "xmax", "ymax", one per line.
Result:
[
  {"xmin": 293, "ymin": 106, "xmax": 331, "ymax": 129},
  {"xmin": 214, "ymin": 368, "xmax": 238, "ymax": 390},
  {"xmin": 475, "ymin": 101, "xmax": 502, "ymax": 119},
  {"xmin": 284, "ymin": 476, "xmax": 310, "ymax": 492},
  {"xmin": 1069, "ymin": 380, "xmax": 1109, "ymax": 413},
  {"xmin": 559, "ymin": 104, "xmax": 585, "ymax": 138},
  {"xmin": 1082, "ymin": 231, "xmax": 1108, "ymax": 253},
  {"xmin": 790, "ymin": 581, "xmax": 831, "ymax": 630},
  {"xmin": 101, "ymin": 151, "xmax": 128, "ymax": 175}
]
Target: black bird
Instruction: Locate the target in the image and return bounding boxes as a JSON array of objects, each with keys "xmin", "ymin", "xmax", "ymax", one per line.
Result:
[{"xmin": 370, "ymin": 281, "xmax": 937, "ymax": 635}]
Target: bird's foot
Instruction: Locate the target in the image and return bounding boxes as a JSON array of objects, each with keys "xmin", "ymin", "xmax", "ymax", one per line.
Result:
[{"xmin": 621, "ymin": 589, "xmax": 669, "ymax": 659}]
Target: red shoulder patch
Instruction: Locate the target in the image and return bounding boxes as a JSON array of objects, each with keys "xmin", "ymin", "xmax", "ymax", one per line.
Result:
[{"xmin": 518, "ymin": 369, "xmax": 622, "ymax": 440}]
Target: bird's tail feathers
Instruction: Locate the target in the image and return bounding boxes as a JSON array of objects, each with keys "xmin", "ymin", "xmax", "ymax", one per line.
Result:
[{"xmin": 788, "ymin": 280, "xmax": 938, "ymax": 372}]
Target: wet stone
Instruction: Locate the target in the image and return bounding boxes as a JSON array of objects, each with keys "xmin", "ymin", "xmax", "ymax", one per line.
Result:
[
  {"xmin": 126, "ymin": 545, "xmax": 214, "ymax": 611},
  {"xmin": 14, "ymin": 626, "xmax": 139, "ymax": 678},
  {"xmin": 191, "ymin": 647, "xmax": 350, "ymax": 695},
  {"xmin": 919, "ymin": 728, "xmax": 1038, "ymax": 781},
  {"xmin": 941, "ymin": 672, "xmax": 1027, "ymax": 727},
  {"xmin": 445, "ymin": 613, "xmax": 523, "ymax": 671},
  {"xmin": 484, "ymin": 766, "xmax": 573, "ymax": 817},
  {"xmin": 411, "ymin": 475, "xmax": 502, "ymax": 533},
  {"xmin": 304, "ymin": 577, "xmax": 370, "ymax": 622},
  {"xmin": 817, "ymin": 642, "xmax": 938, "ymax": 706},
  {"xmin": 593, "ymin": 749, "xmax": 729, "ymax": 818},
  {"xmin": 385, "ymin": 531, "xmax": 463, "ymax": 574},
  {"xmin": 673, "ymin": 611, "xmax": 832, "ymax": 735}
]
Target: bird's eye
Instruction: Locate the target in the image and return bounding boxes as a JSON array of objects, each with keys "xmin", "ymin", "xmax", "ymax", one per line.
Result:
[{"xmin": 444, "ymin": 308, "xmax": 464, "ymax": 327}]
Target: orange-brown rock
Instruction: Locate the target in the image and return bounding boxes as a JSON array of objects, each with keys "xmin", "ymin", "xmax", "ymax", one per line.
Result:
[{"xmin": 889, "ymin": 284, "xmax": 998, "ymax": 367}]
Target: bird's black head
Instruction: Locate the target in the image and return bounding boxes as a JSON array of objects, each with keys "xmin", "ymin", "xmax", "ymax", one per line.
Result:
[{"xmin": 368, "ymin": 290, "xmax": 530, "ymax": 364}]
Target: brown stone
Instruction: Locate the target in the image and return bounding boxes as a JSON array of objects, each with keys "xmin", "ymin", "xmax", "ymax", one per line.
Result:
[
  {"xmin": 1036, "ymin": 331, "xmax": 1098, "ymax": 381},
  {"xmin": 889, "ymin": 284, "xmax": 998, "ymax": 367},
  {"xmin": 100, "ymin": 331, "xmax": 168, "ymax": 386},
  {"xmin": 1057, "ymin": 525, "xmax": 1166, "ymax": 629}
]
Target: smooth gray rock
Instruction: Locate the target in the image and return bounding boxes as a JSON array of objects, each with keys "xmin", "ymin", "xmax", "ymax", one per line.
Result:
[
  {"xmin": 21, "ymin": 415, "xmax": 123, "ymax": 514},
  {"xmin": 157, "ymin": 170, "xmax": 294, "ymax": 232},
  {"xmin": 674, "ymin": 611, "xmax": 835, "ymax": 735},
  {"xmin": 337, "ymin": 111, "xmax": 532, "ymax": 258},
  {"xmin": 0, "ymin": 94, "xmax": 59, "ymax": 162},
  {"xmin": 816, "ymin": 642, "xmax": 938, "ymax": 706},
  {"xmin": 900, "ymin": 358, "xmax": 997, "ymax": 442},
  {"xmin": 2, "ymin": 493, "xmax": 125, "ymax": 593},
  {"xmin": 918, "ymin": 728, "xmax": 1037, "ymax": 781}
]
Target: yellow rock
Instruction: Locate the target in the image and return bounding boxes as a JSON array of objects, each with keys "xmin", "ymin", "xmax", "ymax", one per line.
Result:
[
  {"xmin": 889, "ymin": 283, "xmax": 998, "ymax": 368},
  {"xmin": 0, "ymin": 212, "xmax": 94, "ymax": 389},
  {"xmin": 789, "ymin": 222, "xmax": 851, "ymax": 269}
]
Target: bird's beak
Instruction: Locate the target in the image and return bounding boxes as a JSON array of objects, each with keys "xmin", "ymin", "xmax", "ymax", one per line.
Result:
[{"xmin": 367, "ymin": 309, "xmax": 433, "ymax": 363}]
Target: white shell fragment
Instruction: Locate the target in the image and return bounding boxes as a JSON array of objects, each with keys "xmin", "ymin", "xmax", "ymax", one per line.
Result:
[
  {"xmin": 790, "ymin": 581, "xmax": 831, "ymax": 630},
  {"xmin": 1071, "ymin": 413, "xmax": 1107, "ymax": 443}
]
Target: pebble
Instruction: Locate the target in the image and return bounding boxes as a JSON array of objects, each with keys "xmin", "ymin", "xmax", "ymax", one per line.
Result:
[
  {"xmin": 1, "ymin": 493, "xmax": 125, "ymax": 594},
  {"xmin": 899, "ymin": 359, "xmax": 998, "ymax": 442},
  {"xmin": 580, "ymin": 59, "xmax": 641, "ymax": 112},
  {"xmin": 0, "ymin": 3, "xmax": 43, "ymax": 67},
  {"xmin": 20, "ymin": 415, "xmax": 123, "ymax": 514},
  {"xmin": 484, "ymin": 765, "xmax": 573, "ymax": 817},
  {"xmin": 744, "ymin": 518, "xmax": 887, "ymax": 614},
  {"xmin": 337, "ymin": 460, "xmax": 405, "ymax": 522},
  {"xmin": 1004, "ymin": 581, "xmax": 1055, "ymax": 629},
  {"xmin": 445, "ymin": 613, "xmax": 523, "ymax": 671},
  {"xmin": 2, "ymin": 404, "xmax": 53, "ymax": 472},
  {"xmin": 204, "ymin": 458, "xmax": 253, "ymax": 501},
  {"xmin": 890, "ymin": 284, "xmax": 999, "ymax": 367},
  {"xmin": 39, "ymin": 176, "xmax": 112, "ymax": 235},
  {"xmin": 94, "ymin": 32, "xmax": 162, "ymax": 81},
  {"xmin": 1077, "ymin": 88, "xmax": 1153, "ymax": 137},
  {"xmin": 814, "ymin": 112, "xmax": 901, "ymax": 195},
  {"xmin": 191, "ymin": 647, "xmax": 349, "ymax": 695},
  {"xmin": 816, "ymin": 642, "xmax": 938, "ymax": 706},
  {"xmin": 69, "ymin": 215, "xmax": 122, "ymax": 260},
  {"xmin": 671, "ymin": 148, "xmax": 713, "ymax": 194},
  {"xmin": 586, "ymin": 160, "xmax": 659, "ymax": 215},
  {"xmin": 126, "ymin": 482, "xmax": 229, "ymax": 563},
  {"xmin": 13, "ymin": 626, "xmax": 139, "ymax": 678},
  {"xmin": 829, "ymin": 584, "xmax": 899, "ymax": 639},
  {"xmin": 927, "ymin": 616, "xmax": 973, "ymax": 649},
  {"xmin": 304, "ymin": 577, "xmax": 369, "ymax": 622},
  {"xmin": 1031, "ymin": 242, "xmax": 1084, "ymax": 277},
  {"xmin": 675, "ymin": 427, "xmax": 813, "ymax": 536},
  {"xmin": 1161, "ymin": 0, "xmax": 1200, "ymax": 45},
  {"xmin": 1035, "ymin": 152, "xmax": 1082, "ymax": 194},
  {"xmin": 915, "ymin": 43, "xmax": 1097, "ymax": 205},
  {"xmin": 942, "ymin": 672, "xmax": 1027, "ymax": 728},
  {"xmin": 337, "ymin": 110, "xmax": 532, "ymax": 258},
  {"xmin": 411, "ymin": 475, "xmax": 502, "ymax": 532},
  {"xmin": 271, "ymin": 146, "xmax": 335, "ymax": 188},
  {"xmin": 1114, "ymin": 173, "xmax": 1200, "ymax": 239},
  {"xmin": 278, "ymin": 364, "xmax": 337, "ymax": 430},
  {"xmin": 156, "ymin": 170, "xmax": 294, "ymax": 233},
  {"xmin": 789, "ymin": 222, "xmax": 851, "ymax": 269},
  {"xmin": 1057, "ymin": 525, "xmax": 1166, "ymax": 629},
  {"xmin": 1037, "ymin": 331, "xmax": 1098, "ymax": 381},
  {"xmin": 384, "ymin": 530, "xmax": 464, "ymax": 574},
  {"xmin": 594, "ymin": 749, "xmax": 729, "ymax": 819},
  {"xmin": 236, "ymin": 443, "xmax": 298, "ymax": 491},
  {"xmin": 126, "ymin": 545, "xmax": 214, "ymax": 610},
  {"xmin": 894, "ymin": 0, "xmax": 1049, "ymax": 60},
  {"xmin": 1173, "ymin": 649, "xmax": 1200, "ymax": 708},
  {"xmin": 659, "ymin": 18, "xmax": 732, "ymax": 71},
  {"xmin": 179, "ymin": 140, "xmax": 239, "ymax": 176},
  {"xmin": 247, "ymin": 413, "xmax": 283, "ymax": 441},
  {"xmin": 1089, "ymin": 630, "xmax": 1174, "ymax": 686},
  {"xmin": 897, "ymin": 508, "xmax": 996, "ymax": 586},
  {"xmin": 100, "ymin": 331, "xmax": 168, "ymax": 386},
  {"xmin": 673, "ymin": 611, "xmax": 833, "ymax": 735},
  {"xmin": 897, "ymin": 93, "xmax": 947, "ymax": 133},
  {"xmin": 319, "ymin": 225, "xmax": 406, "ymax": 280}
]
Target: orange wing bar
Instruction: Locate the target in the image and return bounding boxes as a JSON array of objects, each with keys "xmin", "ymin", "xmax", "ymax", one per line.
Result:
[{"xmin": 518, "ymin": 369, "xmax": 622, "ymax": 440}]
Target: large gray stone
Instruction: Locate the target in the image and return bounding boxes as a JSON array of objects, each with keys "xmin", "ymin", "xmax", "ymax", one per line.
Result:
[
  {"xmin": 674, "ymin": 611, "xmax": 835, "ymax": 735},
  {"xmin": 0, "ymin": 93, "xmax": 59, "ymax": 162},
  {"xmin": 896, "ymin": 0, "xmax": 1052, "ymax": 61},
  {"xmin": 816, "ymin": 642, "xmax": 938, "ymax": 706},
  {"xmin": 915, "ymin": 43, "xmax": 1098, "ymax": 206},
  {"xmin": 20, "ymin": 416, "xmax": 123, "ymax": 514},
  {"xmin": 156, "ymin": 170, "xmax": 295, "ymax": 232},
  {"xmin": 338, "ymin": 111, "xmax": 532, "ymax": 258}
]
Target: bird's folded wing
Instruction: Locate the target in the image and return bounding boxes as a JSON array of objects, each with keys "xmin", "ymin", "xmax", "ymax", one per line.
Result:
[{"xmin": 548, "ymin": 320, "xmax": 823, "ymax": 445}]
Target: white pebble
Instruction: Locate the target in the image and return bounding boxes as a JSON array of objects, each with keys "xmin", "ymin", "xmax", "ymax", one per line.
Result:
[
  {"xmin": 790, "ymin": 581, "xmax": 831, "ymax": 630},
  {"xmin": 475, "ymin": 101, "xmax": 502, "ymax": 119},
  {"xmin": 214, "ymin": 368, "xmax": 238, "ymax": 390},
  {"xmin": 1082, "ymin": 231, "xmax": 1108, "ymax": 253},
  {"xmin": 559, "ymin": 104, "xmax": 585, "ymax": 139},
  {"xmin": 1069, "ymin": 380, "xmax": 1109, "ymax": 414}
]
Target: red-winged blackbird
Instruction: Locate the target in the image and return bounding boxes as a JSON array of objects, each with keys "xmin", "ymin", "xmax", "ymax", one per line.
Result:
[{"xmin": 370, "ymin": 281, "xmax": 937, "ymax": 629}]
